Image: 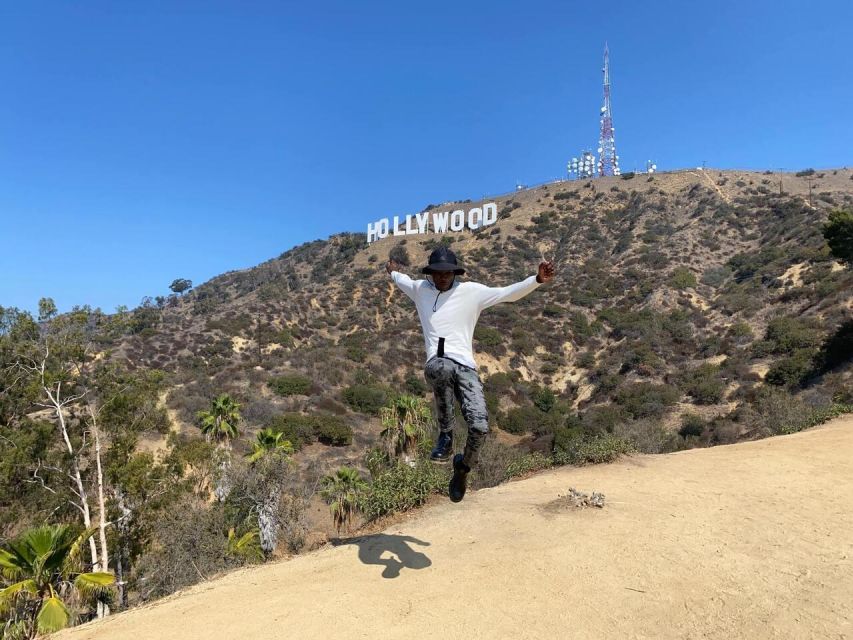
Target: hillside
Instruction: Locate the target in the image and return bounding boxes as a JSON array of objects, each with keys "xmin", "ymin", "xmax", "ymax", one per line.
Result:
[
  {"xmin": 120, "ymin": 168, "xmax": 851, "ymax": 460},
  {"xmin": 56, "ymin": 415, "xmax": 853, "ymax": 640}
]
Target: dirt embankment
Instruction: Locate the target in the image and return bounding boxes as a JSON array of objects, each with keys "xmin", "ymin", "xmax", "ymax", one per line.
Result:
[{"xmin": 58, "ymin": 416, "xmax": 853, "ymax": 640}]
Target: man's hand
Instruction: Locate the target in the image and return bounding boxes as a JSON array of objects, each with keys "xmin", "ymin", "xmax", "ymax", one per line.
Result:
[
  {"xmin": 386, "ymin": 260, "xmax": 402, "ymax": 275},
  {"xmin": 536, "ymin": 260, "xmax": 555, "ymax": 284}
]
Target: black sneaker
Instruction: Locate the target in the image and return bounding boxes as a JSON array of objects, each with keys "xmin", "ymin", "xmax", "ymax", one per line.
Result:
[
  {"xmin": 449, "ymin": 453, "xmax": 470, "ymax": 503},
  {"xmin": 429, "ymin": 431, "xmax": 453, "ymax": 463}
]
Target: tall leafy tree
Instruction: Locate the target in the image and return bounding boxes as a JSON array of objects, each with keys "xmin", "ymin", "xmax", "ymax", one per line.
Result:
[
  {"xmin": 168, "ymin": 278, "xmax": 193, "ymax": 296},
  {"xmin": 6, "ymin": 305, "xmax": 117, "ymax": 605},
  {"xmin": 823, "ymin": 209, "xmax": 853, "ymax": 264},
  {"xmin": 320, "ymin": 467, "xmax": 368, "ymax": 535},
  {"xmin": 93, "ymin": 366, "xmax": 173, "ymax": 609},
  {"xmin": 37, "ymin": 298, "xmax": 58, "ymax": 323},
  {"xmin": 0, "ymin": 525, "xmax": 114, "ymax": 637}
]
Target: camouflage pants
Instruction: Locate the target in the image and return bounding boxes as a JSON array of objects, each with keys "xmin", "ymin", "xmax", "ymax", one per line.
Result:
[{"xmin": 423, "ymin": 356, "xmax": 489, "ymax": 466}]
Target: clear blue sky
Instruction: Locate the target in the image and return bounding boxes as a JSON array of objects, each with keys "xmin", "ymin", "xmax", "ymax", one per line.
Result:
[{"xmin": 2, "ymin": 0, "xmax": 851, "ymax": 315}]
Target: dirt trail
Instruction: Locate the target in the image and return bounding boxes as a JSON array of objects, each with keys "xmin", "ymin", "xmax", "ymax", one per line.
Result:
[
  {"xmin": 690, "ymin": 169, "xmax": 732, "ymax": 204},
  {"xmin": 59, "ymin": 416, "xmax": 853, "ymax": 640}
]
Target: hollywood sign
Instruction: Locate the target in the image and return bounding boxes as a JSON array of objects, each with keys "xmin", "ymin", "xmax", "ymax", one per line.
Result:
[{"xmin": 367, "ymin": 203, "xmax": 498, "ymax": 244}]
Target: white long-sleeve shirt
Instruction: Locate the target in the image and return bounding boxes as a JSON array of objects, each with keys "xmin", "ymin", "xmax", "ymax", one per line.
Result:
[{"xmin": 391, "ymin": 271, "xmax": 542, "ymax": 370}]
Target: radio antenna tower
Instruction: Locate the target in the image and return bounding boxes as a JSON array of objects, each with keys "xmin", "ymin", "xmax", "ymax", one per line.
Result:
[{"xmin": 597, "ymin": 43, "xmax": 620, "ymax": 177}]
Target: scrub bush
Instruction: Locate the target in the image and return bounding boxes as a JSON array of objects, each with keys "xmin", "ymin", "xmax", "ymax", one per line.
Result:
[{"xmin": 267, "ymin": 374, "xmax": 313, "ymax": 397}]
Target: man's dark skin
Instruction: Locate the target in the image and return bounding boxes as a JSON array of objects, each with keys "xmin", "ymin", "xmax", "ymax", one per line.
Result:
[{"xmin": 385, "ymin": 259, "xmax": 556, "ymax": 287}]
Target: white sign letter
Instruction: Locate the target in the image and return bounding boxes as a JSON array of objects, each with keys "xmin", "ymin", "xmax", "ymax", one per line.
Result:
[
  {"xmin": 432, "ymin": 211, "xmax": 449, "ymax": 233},
  {"xmin": 367, "ymin": 221, "xmax": 379, "ymax": 243},
  {"xmin": 482, "ymin": 202, "xmax": 497, "ymax": 226},
  {"xmin": 377, "ymin": 218, "xmax": 389, "ymax": 239},
  {"xmin": 392, "ymin": 215, "xmax": 405, "ymax": 236},
  {"xmin": 415, "ymin": 212, "xmax": 429, "ymax": 234},
  {"xmin": 467, "ymin": 207, "xmax": 481, "ymax": 230},
  {"xmin": 450, "ymin": 210, "xmax": 465, "ymax": 232},
  {"xmin": 405, "ymin": 214, "xmax": 417, "ymax": 235}
]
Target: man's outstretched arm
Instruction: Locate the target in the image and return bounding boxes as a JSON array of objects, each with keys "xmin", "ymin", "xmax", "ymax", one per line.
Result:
[
  {"xmin": 477, "ymin": 260, "xmax": 555, "ymax": 309},
  {"xmin": 386, "ymin": 259, "xmax": 417, "ymax": 300}
]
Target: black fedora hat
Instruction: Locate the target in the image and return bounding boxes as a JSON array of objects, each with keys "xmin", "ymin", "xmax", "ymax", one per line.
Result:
[{"xmin": 421, "ymin": 246, "xmax": 465, "ymax": 275}]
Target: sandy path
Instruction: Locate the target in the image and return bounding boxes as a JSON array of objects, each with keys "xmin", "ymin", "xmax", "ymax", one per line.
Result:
[{"xmin": 59, "ymin": 416, "xmax": 853, "ymax": 640}]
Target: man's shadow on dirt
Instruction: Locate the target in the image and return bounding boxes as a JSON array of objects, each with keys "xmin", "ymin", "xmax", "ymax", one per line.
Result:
[{"xmin": 334, "ymin": 534, "xmax": 432, "ymax": 579}]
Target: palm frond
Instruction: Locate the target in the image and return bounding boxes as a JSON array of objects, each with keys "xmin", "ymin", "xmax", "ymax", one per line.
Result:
[
  {"xmin": 73, "ymin": 572, "xmax": 115, "ymax": 599},
  {"xmin": 60, "ymin": 526, "xmax": 98, "ymax": 578},
  {"xmin": 227, "ymin": 529, "xmax": 263, "ymax": 562},
  {"xmin": 0, "ymin": 548, "xmax": 28, "ymax": 581},
  {"xmin": 0, "ymin": 579, "xmax": 38, "ymax": 615},
  {"xmin": 36, "ymin": 596, "xmax": 72, "ymax": 634}
]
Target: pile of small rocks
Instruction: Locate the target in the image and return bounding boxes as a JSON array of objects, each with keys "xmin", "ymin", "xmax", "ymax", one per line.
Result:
[{"xmin": 562, "ymin": 487, "xmax": 606, "ymax": 508}]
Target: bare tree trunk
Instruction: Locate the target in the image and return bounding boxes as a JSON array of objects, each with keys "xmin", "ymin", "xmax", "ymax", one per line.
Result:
[
  {"xmin": 115, "ymin": 489, "xmax": 132, "ymax": 610},
  {"xmin": 89, "ymin": 408, "xmax": 111, "ymax": 618},
  {"xmin": 89, "ymin": 409, "xmax": 110, "ymax": 572},
  {"xmin": 214, "ymin": 445, "xmax": 232, "ymax": 502},
  {"xmin": 257, "ymin": 487, "xmax": 280, "ymax": 554},
  {"xmin": 50, "ymin": 389, "xmax": 99, "ymax": 570}
]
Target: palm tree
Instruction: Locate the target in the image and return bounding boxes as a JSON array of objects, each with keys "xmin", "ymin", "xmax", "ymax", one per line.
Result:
[
  {"xmin": 379, "ymin": 395, "xmax": 431, "ymax": 466},
  {"xmin": 320, "ymin": 467, "xmax": 368, "ymax": 535},
  {"xmin": 246, "ymin": 428, "xmax": 294, "ymax": 463},
  {"xmin": 197, "ymin": 393, "xmax": 242, "ymax": 501},
  {"xmin": 0, "ymin": 525, "xmax": 114, "ymax": 638},
  {"xmin": 197, "ymin": 394, "xmax": 242, "ymax": 444}
]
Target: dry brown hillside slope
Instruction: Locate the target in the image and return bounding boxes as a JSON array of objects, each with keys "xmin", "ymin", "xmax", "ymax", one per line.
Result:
[
  {"xmin": 58, "ymin": 415, "xmax": 853, "ymax": 640},
  {"xmin": 117, "ymin": 168, "xmax": 852, "ymax": 485}
]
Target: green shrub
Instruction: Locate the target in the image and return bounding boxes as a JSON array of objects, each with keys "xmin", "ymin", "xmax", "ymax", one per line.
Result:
[
  {"xmin": 581, "ymin": 402, "xmax": 626, "ymax": 433},
  {"xmin": 669, "ymin": 267, "xmax": 697, "ymax": 290},
  {"xmin": 728, "ymin": 321, "xmax": 753, "ymax": 339},
  {"xmin": 265, "ymin": 413, "xmax": 316, "ymax": 450},
  {"xmin": 679, "ymin": 364, "xmax": 726, "ymax": 404},
  {"xmin": 267, "ymin": 374, "xmax": 313, "ymax": 397},
  {"xmin": 404, "ymin": 373, "xmax": 428, "ymax": 396},
  {"xmin": 345, "ymin": 345, "xmax": 367, "ymax": 361},
  {"xmin": 614, "ymin": 383, "xmax": 680, "ymax": 419},
  {"xmin": 313, "ymin": 415, "xmax": 353, "ymax": 446},
  {"xmin": 501, "ymin": 405, "xmax": 541, "ymax": 434},
  {"xmin": 505, "ymin": 452, "xmax": 553, "ymax": 479},
  {"xmin": 342, "ymin": 384, "xmax": 388, "ymax": 414},
  {"xmin": 532, "ymin": 387, "xmax": 557, "ymax": 413},
  {"xmin": 785, "ymin": 403, "xmax": 853, "ymax": 435},
  {"xmin": 753, "ymin": 317, "xmax": 822, "ymax": 359},
  {"xmin": 276, "ymin": 328, "xmax": 295, "ymax": 347},
  {"xmin": 613, "ymin": 418, "xmax": 678, "ymax": 454},
  {"xmin": 765, "ymin": 349, "xmax": 816, "ymax": 387},
  {"xmin": 552, "ymin": 428, "xmax": 633, "ymax": 464},
  {"xmin": 823, "ymin": 209, "xmax": 853, "ymax": 264},
  {"xmin": 361, "ymin": 461, "xmax": 448, "ymax": 519},
  {"xmin": 554, "ymin": 191, "xmax": 579, "ymax": 200},
  {"xmin": 389, "ymin": 244, "xmax": 411, "ymax": 266},
  {"xmin": 701, "ymin": 266, "xmax": 732, "ymax": 288},
  {"xmin": 265, "ymin": 413, "xmax": 352, "ymax": 448},
  {"xmin": 812, "ymin": 319, "xmax": 853, "ymax": 374},
  {"xmin": 484, "ymin": 372, "xmax": 515, "ymax": 395},
  {"xmin": 679, "ymin": 413, "xmax": 705, "ymax": 438},
  {"xmin": 739, "ymin": 387, "xmax": 852, "ymax": 436},
  {"xmin": 474, "ymin": 326, "xmax": 503, "ymax": 347}
]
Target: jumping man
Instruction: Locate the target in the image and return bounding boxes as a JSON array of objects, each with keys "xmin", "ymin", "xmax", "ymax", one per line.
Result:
[{"xmin": 386, "ymin": 246, "xmax": 556, "ymax": 502}]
